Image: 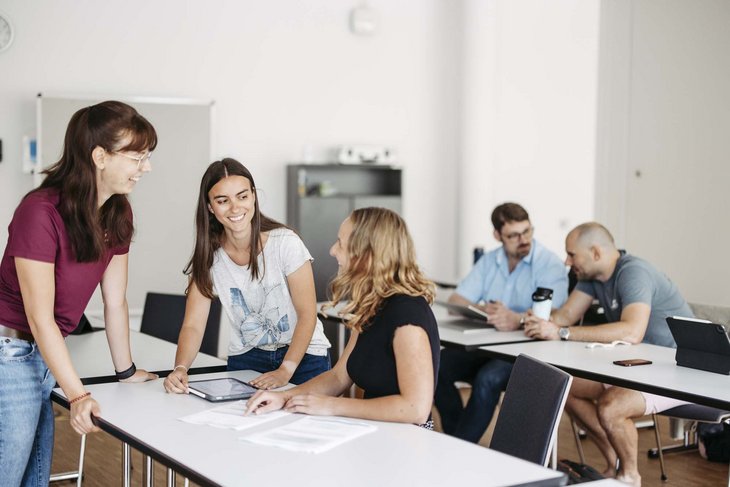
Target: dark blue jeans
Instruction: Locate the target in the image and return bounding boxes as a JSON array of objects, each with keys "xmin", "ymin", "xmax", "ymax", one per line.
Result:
[
  {"xmin": 227, "ymin": 346, "xmax": 331, "ymax": 385},
  {"xmin": 434, "ymin": 348, "xmax": 513, "ymax": 443}
]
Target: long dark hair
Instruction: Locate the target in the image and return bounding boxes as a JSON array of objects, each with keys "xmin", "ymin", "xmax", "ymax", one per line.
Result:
[
  {"xmin": 34, "ymin": 101, "xmax": 157, "ymax": 262},
  {"xmin": 185, "ymin": 158, "xmax": 287, "ymax": 299}
]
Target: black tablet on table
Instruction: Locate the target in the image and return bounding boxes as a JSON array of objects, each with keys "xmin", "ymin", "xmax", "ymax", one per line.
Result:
[{"xmin": 667, "ymin": 316, "xmax": 730, "ymax": 375}]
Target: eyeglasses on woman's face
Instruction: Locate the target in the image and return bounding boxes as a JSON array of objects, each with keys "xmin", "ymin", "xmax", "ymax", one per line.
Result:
[{"xmin": 114, "ymin": 150, "xmax": 152, "ymax": 170}]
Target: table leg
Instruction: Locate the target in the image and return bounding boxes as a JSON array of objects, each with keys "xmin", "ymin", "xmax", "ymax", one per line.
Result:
[
  {"xmin": 122, "ymin": 442, "xmax": 132, "ymax": 487},
  {"xmin": 166, "ymin": 467, "xmax": 177, "ymax": 487},
  {"xmin": 143, "ymin": 454, "xmax": 154, "ymax": 486}
]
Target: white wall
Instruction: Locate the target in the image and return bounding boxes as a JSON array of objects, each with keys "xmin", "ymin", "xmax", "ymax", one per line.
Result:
[
  {"xmin": 0, "ymin": 1, "xmax": 598, "ymax": 306},
  {"xmin": 596, "ymin": 0, "xmax": 730, "ymax": 307},
  {"xmin": 456, "ymin": 0, "xmax": 599, "ymax": 276},
  {"xmin": 0, "ymin": 0, "xmax": 460, "ymax": 282}
]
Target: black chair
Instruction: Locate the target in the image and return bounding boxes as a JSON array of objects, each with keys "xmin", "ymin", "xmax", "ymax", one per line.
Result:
[
  {"xmin": 646, "ymin": 302, "xmax": 730, "ymax": 481},
  {"xmin": 650, "ymin": 405, "xmax": 730, "ymax": 481},
  {"xmin": 490, "ymin": 354, "xmax": 573, "ymax": 467},
  {"xmin": 139, "ymin": 292, "xmax": 221, "ymax": 357},
  {"xmin": 69, "ymin": 313, "xmax": 96, "ymax": 335}
]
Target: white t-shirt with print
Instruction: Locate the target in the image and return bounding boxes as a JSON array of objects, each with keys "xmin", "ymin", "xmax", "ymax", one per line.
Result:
[{"xmin": 211, "ymin": 228, "xmax": 330, "ymax": 357}]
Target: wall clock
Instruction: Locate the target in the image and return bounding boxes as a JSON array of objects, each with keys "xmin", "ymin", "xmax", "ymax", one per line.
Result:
[{"xmin": 0, "ymin": 12, "xmax": 15, "ymax": 53}]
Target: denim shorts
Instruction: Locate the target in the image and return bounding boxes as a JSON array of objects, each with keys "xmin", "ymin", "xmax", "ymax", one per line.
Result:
[{"xmin": 227, "ymin": 345, "xmax": 331, "ymax": 384}]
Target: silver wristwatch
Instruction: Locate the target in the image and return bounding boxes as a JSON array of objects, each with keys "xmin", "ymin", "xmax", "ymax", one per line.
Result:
[{"xmin": 558, "ymin": 327, "xmax": 571, "ymax": 341}]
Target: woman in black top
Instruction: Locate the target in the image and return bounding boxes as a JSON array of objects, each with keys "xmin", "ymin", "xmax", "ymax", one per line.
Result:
[{"xmin": 245, "ymin": 207, "xmax": 439, "ymax": 427}]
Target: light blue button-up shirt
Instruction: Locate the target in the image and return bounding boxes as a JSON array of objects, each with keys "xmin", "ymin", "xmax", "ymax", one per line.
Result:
[{"xmin": 455, "ymin": 239, "xmax": 569, "ymax": 312}]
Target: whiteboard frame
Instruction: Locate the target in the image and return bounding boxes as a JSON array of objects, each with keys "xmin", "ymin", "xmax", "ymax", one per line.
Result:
[{"xmin": 35, "ymin": 92, "xmax": 216, "ymax": 187}]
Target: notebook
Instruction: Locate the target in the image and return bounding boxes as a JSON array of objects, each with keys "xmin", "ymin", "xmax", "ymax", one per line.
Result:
[{"xmin": 666, "ymin": 316, "xmax": 730, "ymax": 375}]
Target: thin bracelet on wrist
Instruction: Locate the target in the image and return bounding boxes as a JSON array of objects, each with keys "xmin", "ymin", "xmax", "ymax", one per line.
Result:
[
  {"xmin": 115, "ymin": 362, "xmax": 137, "ymax": 381},
  {"xmin": 173, "ymin": 364, "xmax": 188, "ymax": 373},
  {"xmin": 69, "ymin": 392, "xmax": 91, "ymax": 405}
]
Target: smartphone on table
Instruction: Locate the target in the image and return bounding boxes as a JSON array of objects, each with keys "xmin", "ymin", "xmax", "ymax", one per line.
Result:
[{"xmin": 613, "ymin": 359, "xmax": 653, "ymax": 367}]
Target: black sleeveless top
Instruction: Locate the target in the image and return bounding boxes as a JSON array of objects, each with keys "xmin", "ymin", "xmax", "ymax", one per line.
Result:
[{"xmin": 346, "ymin": 295, "xmax": 440, "ymax": 400}]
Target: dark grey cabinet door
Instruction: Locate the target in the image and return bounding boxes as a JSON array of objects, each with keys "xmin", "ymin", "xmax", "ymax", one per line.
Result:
[
  {"xmin": 299, "ymin": 197, "xmax": 352, "ymax": 300},
  {"xmin": 352, "ymin": 195, "xmax": 402, "ymax": 214}
]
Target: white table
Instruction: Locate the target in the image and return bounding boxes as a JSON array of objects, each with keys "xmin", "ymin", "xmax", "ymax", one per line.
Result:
[
  {"xmin": 53, "ymin": 370, "xmax": 566, "ymax": 487},
  {"xmin": 432, "ymin": 305, "xmax": 534, "ymax": 350},
  {"xmin": 66, "ymin": 330, "xmax": 226, "ymax": 384},
  {"xmin": 480, "ymin": 341, "xmax": 730, "ymax": 410},
  {"xmin": 53, "ymin": 330, "xmax": 228, "ymax": 485},
  {"xmin": 319, "ymin": 301, "xmax": 534, "ymax": 353}
]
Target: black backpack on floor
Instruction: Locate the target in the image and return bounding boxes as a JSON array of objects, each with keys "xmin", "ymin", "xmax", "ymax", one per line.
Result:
[{"xmin": 699, "ymin": 422, "xmax": 730, "ymax": 463}]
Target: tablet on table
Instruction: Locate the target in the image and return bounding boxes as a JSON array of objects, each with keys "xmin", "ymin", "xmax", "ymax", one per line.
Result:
[{"xmin": 188, "ymin": 378, "xmax": 259, "ymax": 402}]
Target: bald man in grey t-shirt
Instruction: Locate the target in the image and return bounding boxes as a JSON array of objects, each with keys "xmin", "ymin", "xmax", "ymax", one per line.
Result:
[
  {"xmin": 523, "ymin": 222, "xmax": 693, "ymax": 487},
  {"xmin": 575, "ymin": 250, "xmax": 692, "ymax": 348}
]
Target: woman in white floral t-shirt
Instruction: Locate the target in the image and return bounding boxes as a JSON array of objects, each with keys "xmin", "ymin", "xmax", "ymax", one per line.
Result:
[{"xmin": 164, "ymin": 159, "xmax": 330, "ymax": 394}]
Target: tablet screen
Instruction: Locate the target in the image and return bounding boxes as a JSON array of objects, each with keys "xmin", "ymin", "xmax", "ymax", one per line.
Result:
[
  {"xmin": 435, "ymin": 301, "xmax": 490, "ymax": 322},
  {"xmin": 188, "ymin": 378, "xmax": 257, "ymax": 400}
]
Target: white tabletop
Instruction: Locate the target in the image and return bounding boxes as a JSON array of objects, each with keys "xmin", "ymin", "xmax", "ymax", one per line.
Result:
[
  {"xmin": 481, "ymin": 340, "xmax": 730, "ymax": 410},
  {"xmin": 53, "ymin": 370, "xmax": 565, "ymax": 487},
  {"xmin": 66, "ymin": 330, "xmax": 226, "ymax": 383},
  {"xmin": 319, "ymin": 301, "xmax": 534, "ymax": 350},
  {"xmin": 432, "ymin": 305, "xmax": 534, "ymax": 349}
]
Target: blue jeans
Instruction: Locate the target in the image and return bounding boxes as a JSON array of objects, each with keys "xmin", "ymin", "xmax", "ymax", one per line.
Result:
[
  {"xmin": 434, "ymin": 348, "xmax": 513, "ymax": 443},
  {"xmin": 227, "ymin": 346, "xmax": 331, "ymax": 385},
  {"xmin": 0, "ymin": 337, "xmax": 56, "ymax": 487}
]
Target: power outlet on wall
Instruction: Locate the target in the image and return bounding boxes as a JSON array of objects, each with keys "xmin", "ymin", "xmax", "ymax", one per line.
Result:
[{"xmin": 22, "ymin": 136, "xmax": 37, "ymax": 174}]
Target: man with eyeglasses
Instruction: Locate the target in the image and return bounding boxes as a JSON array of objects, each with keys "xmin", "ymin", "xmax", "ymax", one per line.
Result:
[{"xmin": 435, "ymin": 202, "xmax": 568, "ymax": 443}]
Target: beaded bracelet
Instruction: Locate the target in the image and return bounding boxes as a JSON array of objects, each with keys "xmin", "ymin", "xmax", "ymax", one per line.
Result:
[
  {"xmin": 115, "ymin": 362, "xmax": 137, "ymax": 381},
  {"xmin": 69, "ymin": 392, "xmax": 91, "ymax": 405},
  {"xmin": 173, "ymin": 365, "xmax": 188, "ymax": 373}
]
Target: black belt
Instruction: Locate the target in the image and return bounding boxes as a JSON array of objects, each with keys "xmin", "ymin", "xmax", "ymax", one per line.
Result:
[{"xmin": 0, "ymin": 324, "xmax": 35, "ymax": 342}]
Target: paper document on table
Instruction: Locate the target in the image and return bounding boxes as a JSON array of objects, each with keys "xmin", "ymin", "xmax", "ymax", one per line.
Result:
[
  {"xmin": 241, "ymin": 416, "xmax": 376, "ymax": 453},
  {"xmin": 178, "ymin": 400, "xmax": 289, "ymax": 430}
]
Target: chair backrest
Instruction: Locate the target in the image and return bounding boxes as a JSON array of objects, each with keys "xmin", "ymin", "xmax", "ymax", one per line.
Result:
[
  {"xmin": 490, "ymin": 354, "xmax": 573, "ymax": 467},
  {"xmin": 139, "ymin": 292, "xmax": 221, "ymax": 357},
  {"xmin": 689, "ymin": 302, "xmax": 730, "ymax": 326},
  {"xmin": 70, "ymin": 313, "xmax": 95, "ymax": 335}
]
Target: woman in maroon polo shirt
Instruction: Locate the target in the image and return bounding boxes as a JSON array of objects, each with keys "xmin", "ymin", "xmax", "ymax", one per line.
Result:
[{"xmin": 0, "ymin": 101, "xmax": 158, "ymax": 486}]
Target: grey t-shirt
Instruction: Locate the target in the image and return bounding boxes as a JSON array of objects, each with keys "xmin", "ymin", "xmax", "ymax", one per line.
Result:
[
  {"xmin": 575, "ymin": 251, "xmax": 692, "ymax": 348},
  {"xmin": 211, "ymin": 228, "xmax": 331, "ymax": 357}
]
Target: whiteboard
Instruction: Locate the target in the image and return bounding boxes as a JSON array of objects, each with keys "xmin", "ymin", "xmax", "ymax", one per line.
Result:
[{"xmin": 37, "ymin": 94, "xmax": 214, "ymax": 319}]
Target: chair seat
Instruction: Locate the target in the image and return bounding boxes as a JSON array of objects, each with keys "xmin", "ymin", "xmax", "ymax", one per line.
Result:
[{"xmin": 660, "ymin": 404, "xmax": 730, "ymax": 423}]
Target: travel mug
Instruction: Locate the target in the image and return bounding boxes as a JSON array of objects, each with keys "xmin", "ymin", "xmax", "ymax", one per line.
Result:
[{"xmin": 531, "ymin": 287, "xmax": 553, "ymax": 320}]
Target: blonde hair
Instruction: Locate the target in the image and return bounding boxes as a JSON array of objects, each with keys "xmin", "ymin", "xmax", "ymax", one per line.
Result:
[{"xmin": 327, "ymin": 207, "xmax": 435, "ymax": 332}]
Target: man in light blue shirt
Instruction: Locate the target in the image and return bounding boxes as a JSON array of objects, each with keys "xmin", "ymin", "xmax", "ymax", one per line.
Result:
[{"xmin": 435, "ymin": 203, "xmax": 568, "ymax": 443}]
